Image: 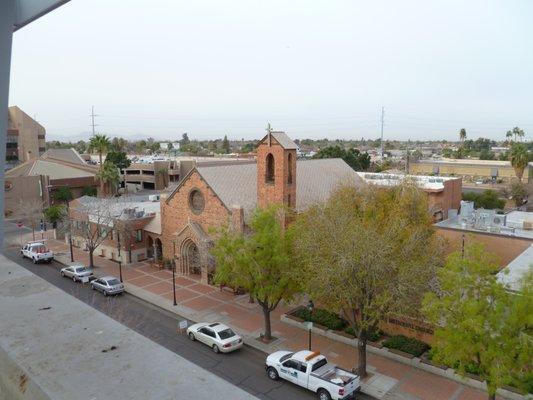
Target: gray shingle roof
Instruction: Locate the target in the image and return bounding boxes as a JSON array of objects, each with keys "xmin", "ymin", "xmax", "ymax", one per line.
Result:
[
  {"xmin": 197, "ymin": 158, "xmax": 363, "ymax": 219},
  {"xmin": 259, "ymin": 131, "xmax": 298, "ymax": 149},
  {"xmin": 41, "ymin": 148, "xmax": 86, "ymax": 165}
]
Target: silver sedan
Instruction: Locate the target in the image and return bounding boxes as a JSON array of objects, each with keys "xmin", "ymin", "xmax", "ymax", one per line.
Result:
[
  {"xmin": 60, "ymin": 264, "xmax": 94, "ymax": 282},
  {"xmin": 90, "ymin": 276, "xmax": 124, "ymax": 296}
]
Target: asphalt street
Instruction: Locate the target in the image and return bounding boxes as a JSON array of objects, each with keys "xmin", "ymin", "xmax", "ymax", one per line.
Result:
[{"xmin": 2, "ymin": 243, "xmax": 375, "ymax": 400}]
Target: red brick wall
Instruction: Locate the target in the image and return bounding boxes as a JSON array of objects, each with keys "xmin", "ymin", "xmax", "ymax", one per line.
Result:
[
  {"xmin": 256, "ymin": 137, "xmax": 296, "ymax": 209},
  {"xmin": 161, "ymin": 170, "xmax": 231, "ymax": 260}
]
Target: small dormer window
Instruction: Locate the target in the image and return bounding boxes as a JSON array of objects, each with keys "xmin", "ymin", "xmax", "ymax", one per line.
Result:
[{"xmin": 266, "ymin": 153, "xmax": 275, "ymax": 183}]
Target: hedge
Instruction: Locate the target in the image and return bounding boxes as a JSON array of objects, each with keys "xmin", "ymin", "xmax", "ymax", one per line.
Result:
[
  {"xmin": 293, "ymin": 308, "xmax": 347, "ymax": 331},
  {"xmin": 382, "ymin": 335, "xmax": 429, "ymax": 357},
  {"xmin": 344, "ymin": 327, "xmax": 382, "ymax": 342}
]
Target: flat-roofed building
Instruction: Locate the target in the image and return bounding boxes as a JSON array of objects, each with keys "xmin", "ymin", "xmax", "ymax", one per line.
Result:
[
  {"xmin": 6, "ymin": 105, "xmax": 46, "ymax": 169},
  {"xmin": 409, "ymin": 158, "xmax": 533, "ymax": 183},
  {"xmin": 356, "ymin": 172, "xmax": 462, "ymax": 220},
  {"xmin": 436, "ymin": 209, "xmax": 533, "ymax": 267}
]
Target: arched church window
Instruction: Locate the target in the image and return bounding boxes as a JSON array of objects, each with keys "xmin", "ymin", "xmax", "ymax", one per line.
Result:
[
  {"xmin": 266, "ymin": 153, "xmax": 275, "ymax": 183},
  {"xmin": 287, "ymin": 153, "xmax": 293, "ymax": 184}
]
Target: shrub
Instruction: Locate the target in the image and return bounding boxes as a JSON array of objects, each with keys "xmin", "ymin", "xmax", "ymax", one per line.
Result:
[
  {"xmin": 293, "ymin": 307, "xmax": 347, "ymax": 331},
  {"xmin": 382, "ymin": 335, "xmax": 429, "ymax": 357},
  {"xmin": 344, "ymin": 327, "xmax": 382, "ymax": 342},
  {"xmin": 82, "ymin": 186, "xmax": 97, "ymax": 197}
]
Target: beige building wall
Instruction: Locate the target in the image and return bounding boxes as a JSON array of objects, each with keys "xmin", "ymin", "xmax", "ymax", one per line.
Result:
[
  {"xmin": 8, "ymin": 106, "xmax": 46, "ymax": 162},
  {"xmin": 4, "ymin": 175, "xmax": 49, "ymax": 217},
  {"xmin": 409, "ymin": 161, "xmax": 531, "ymax": 183}
]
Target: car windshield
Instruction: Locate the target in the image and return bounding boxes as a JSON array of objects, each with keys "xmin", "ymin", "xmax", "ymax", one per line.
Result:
[
  {"xmin": 107, "ymin": 279, "xmax": 121, "ymax": 285},
  {"xmin": 280, "ymin": 353, "xmax": 294, "ymax": 363},
  {"xmin": 217, "ymin": 328, "xmax": 236, "ymax": 340},
  {"xmin": 75, "ymin": 267, "xmax": 87, "ymax": 272}
]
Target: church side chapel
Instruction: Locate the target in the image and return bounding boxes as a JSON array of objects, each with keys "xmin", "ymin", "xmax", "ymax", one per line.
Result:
[{"xmin": 160, "ymin": 126, "xmax": 362, "ymax": 284}]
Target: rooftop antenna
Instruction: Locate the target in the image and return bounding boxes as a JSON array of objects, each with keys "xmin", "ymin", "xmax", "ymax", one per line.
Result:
[{"xmin": 90, "ymin": 106, "xmax": 98, "ymax": 136}]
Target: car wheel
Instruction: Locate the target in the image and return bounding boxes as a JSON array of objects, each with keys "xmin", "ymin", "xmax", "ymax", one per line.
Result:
[
  {"xmin": 60, "ymin": 271, "xmax": 65, "ymax": 277},
  {"xmin": 267, "ymin": 367, "xmax": 279, "ymax": 381},
  {"xmin": 103, "ymin": 290, "xmax": 108, "ymax": 297},
  {"xmin": 317, "ymin": 389, "xmax": 331, "ymax": 400},
  {"xmin": 32, "ymin": 258, "xmax": 37, "ymax": 264},
  {"xmin": 212, "ymin": 344, "xmax": 220, "ymax": 354},
  {"xmin": 188, "ymin": 332, "xmax": 195, "ymax": 341},
  {"xmin": 91, "ymin": 285, "xmax": 95, "ymax": 290}
]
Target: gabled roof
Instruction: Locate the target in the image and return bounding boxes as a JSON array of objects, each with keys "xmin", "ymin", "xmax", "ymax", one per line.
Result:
[
  {"xmin": 41, "ymin": 148, "xmax": 86, "ymax": 165},
  {"xmin": 190, "ymin": 158, "xmax": 363, "ymax": 220},
  {"xmin": 259, "ymin": 131, "xmax": 298, "ymax": 150},
  {"xmin": 6, "ymin": 157, "xmax": 97, "ymax": 180}
]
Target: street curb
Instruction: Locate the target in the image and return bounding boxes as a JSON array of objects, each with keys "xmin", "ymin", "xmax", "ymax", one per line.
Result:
[{"xmin": 281, "ymin": 314, "xmax": 529, "ymax": 400}]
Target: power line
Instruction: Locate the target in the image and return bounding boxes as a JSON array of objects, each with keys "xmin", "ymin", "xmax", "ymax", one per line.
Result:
[{"xmin": 90, "ymin": 106, "xmax": 99, "ymax": 136}]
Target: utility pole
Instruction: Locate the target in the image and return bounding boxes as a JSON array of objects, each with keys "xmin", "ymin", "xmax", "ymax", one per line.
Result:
[
  {"xmin": 380, "ymin": 106, "xmax": 385, "ymax": 160},
  {"xmin": 90, "ymin": 106, "xmax": 98, "ymax": 136}
]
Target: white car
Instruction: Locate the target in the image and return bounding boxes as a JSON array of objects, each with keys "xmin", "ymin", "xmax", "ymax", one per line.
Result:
[
  {"xmin": 265, "ymin": 350, "xmax": 360, "ymax": 400},
  {"xmin": 21, "ymin": 241, "xmax": 54, "ymax": 264},
  {"xmin": 187, "ymin": 322, "xmax": 243, "ymax": 353},
  {"xmin": 60, "ymin": 264, "xmax": 94, "ymax": 282}
]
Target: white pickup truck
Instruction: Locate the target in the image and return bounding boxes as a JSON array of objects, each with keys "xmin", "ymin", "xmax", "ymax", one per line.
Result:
[
  {"xmin": 266, "ymin": 350, "xmax": 360, "ymax": 400},
  {"xmin": 21, "ymin": 241, "xmax": 54, "ymax": 264}
]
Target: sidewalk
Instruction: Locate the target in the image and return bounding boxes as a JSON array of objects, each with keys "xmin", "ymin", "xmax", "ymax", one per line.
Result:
[{"xmin": 8, "ymin": 230, "xmax": 519, "ymax": 400}]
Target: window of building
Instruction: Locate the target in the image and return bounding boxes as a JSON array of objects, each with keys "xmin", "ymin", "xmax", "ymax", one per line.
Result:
[
  {"xmin": 287, "ymin": 153, "xmax": 293, "ymax": 184},
  {"xmin": 99, "ymin": 227, "xmax": 108, "ymax": 238},
  {"xmin": 136, "ymin": 229, "xmax": 142, "ymax": 242},
  {"xmin": 188, "ymin": 189, "xmax": 205, "ymax": 214},
  {"xmin": 265, "ymin": 153, "xmax": 275, "ymax": 183}
]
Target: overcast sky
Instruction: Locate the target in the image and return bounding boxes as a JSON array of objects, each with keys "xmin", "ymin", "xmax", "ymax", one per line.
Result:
[{"xmin": 8, "ymin": 0, "xmax": 533, "ymax": 142}]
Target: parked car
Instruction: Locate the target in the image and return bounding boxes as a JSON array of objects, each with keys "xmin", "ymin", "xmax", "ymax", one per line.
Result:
[
  {"xmin": 60, "ymin": 264, "xmax": 94, "ymax": 282},
  {"xmin": 265, "ymin": 350, "xmax": 360, "ymax": 400},
  {"xmin": 187, "ymin": 322, "xmax": 243, "ymax": 353},
  {"xmin": 90, "ymin": 276, "xmax": 124, "ymax": 296},
  {"xmin": 21, "ymin": 241, "xmax": 54, "ymax": 264}
]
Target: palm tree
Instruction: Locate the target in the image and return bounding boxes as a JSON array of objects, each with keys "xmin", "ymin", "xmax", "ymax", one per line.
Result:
[
  {"xmin": 89, "ymin": 134, "xmax": 111, "ymax": 166},
  {"xmin": 96, "ymin": 161, "xmax": 120, "ymax": 196},
  {"xmin": 459, "ymin": 128, "xmax": 467, "ymax": 142},
  {"xmin": 509, "ymin": 143, "xmax": 529, "ymax": 180},
  {"xmin": 507, "ymin": 127, "xmax": 525, "ymax": 142},
  {"xmin": 506, "ymin": 130, "xmax": 513, "ymax": 143}
]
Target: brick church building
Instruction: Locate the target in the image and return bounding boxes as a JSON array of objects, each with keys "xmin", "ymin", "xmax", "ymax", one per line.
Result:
[{"xmin": 160, "ymin": 127, "xmax": 362, "ymax": 283}]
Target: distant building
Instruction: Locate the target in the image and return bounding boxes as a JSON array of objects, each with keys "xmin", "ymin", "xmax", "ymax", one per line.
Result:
[
  {"xmin": 409, "ymin": 158, "xmax": 532, "ymax": 183},
  {"xmin": 5, "ymin": 148, "xmax": 98, "ymax": 216},
  {"xmin": 435, "ymin": 208, "xmax": 533, "ymax": 267},
  {"xmin": 356, "ymin": 172, "xmax": 462, "ymax": 221},
  {"xmin": 6, "ymin": 106, "xmax": 46, "ymax": 169},
  {"xmin": 122, "ymin": 160, "xmax": 183, "ymax": 191}
]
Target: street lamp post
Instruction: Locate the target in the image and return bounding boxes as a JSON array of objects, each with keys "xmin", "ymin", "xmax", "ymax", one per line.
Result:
[
  {"xmin": 172, "ymin": 241, "xmax": 177, "ymax": 306},
  {"xmin": 117, "ymin": 228, "xmax": 123, "ymax": 283},
  {"xmin": 65, "ymin": 200, "xmax": 74, "ymax": 262},
  {"xmin": 307, "ymin": 299, "xmax": 314, "ymax": 351}
]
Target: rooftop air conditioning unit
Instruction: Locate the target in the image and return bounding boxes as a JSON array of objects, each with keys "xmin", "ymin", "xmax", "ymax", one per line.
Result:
[{"xmin": 148, "ymin": 194, "xmax": 160, "ymax": 202}]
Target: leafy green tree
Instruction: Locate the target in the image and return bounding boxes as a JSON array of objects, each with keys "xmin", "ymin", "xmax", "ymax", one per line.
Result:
[
  {"xmin": 313, "ymin": 145, "xmax": 370, "ymax": 171},
  {"xmin": 105, "ymin": 151, "xmax": 131, "ymax": 170},
  {"xmin": 211, "ymin": 206, "xmax": 299, "ymax": 341},
  {"xmin": 509, "ymin": 143, "xmax": 530, "ymax": 180},
  {"xmin": 479, "ymin": 149, "xmax": 495, "ymax": 160},
  {"xmin": 291, "ymin": 183, "xmax": 441, "ymax": 376},
  {"xmin": 96, "ymin": 161, "xmax": 120, "ymax": 196},
  {"xmin": 54, "ymin": 186, "xmax": 73, "ymax": 203},
  {"xmin": 44, "ymin": 204, "xmax": 66, "ymax": 228},
  {"xmin": 508, "ymin": 180, "xmax": 529, "ymax": 207},
  {"xmin": 423, "ymin": 244, "xmax": 532, "ymax": 400},
  {"xmin": 462, "ymin": 190, "xmax": 505, "ymax": 210},
  {"xmin": 180, "ymin": 133, "xmax": 190, "ymax": 146},
  {"xmin": 221, "ymin": 135, "xmax": 230, "ymax": 153},
  {"xmin": 459, "ymin": 128, "xmax": 467, "ymax": 142}
]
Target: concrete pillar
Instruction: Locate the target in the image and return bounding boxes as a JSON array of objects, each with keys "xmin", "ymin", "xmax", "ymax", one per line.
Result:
[{"xmin": 0, "ymin": 1, "xmax": 15, "ymax": 247}]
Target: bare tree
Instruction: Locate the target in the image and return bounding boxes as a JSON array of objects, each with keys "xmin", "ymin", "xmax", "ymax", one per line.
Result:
[
  {"xmin": 115, "ymin": 216, "xmax": 137, "ymax": 264},
  {"xmin": 70, "ymin": 198, "xmax": 116, "ymax": 268},
  {"xmin": 16, "ymin": 199, "xmax": 44, "ymax": 241}
]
